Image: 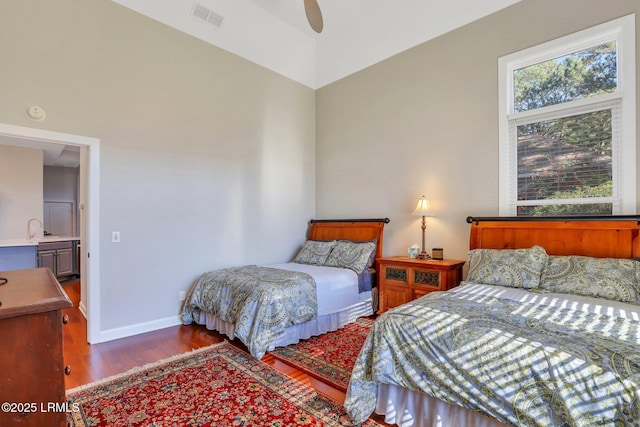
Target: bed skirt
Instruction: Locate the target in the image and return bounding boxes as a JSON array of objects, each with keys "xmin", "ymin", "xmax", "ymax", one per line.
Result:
[
  {"xmin": 196, "ymin": 291, "xmax": 374, "ymax": 352},
  {"xmin": 375, "ymin": 384, "xmax": 509, "ymax": 427}
]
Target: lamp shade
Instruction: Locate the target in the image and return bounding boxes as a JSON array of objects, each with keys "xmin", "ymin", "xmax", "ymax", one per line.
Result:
[{"xmin": 412, "ymin": 196, "xmax": 433, "ymax": 216}]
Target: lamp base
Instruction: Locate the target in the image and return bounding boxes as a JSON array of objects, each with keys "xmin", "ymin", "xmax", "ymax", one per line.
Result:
[{"xmin": 417, "ymin": 252, "xmax": 431, "ymax": 260}]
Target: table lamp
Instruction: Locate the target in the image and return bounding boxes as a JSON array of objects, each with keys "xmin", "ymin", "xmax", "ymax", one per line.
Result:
[{"xmin": 411, "ymin": 195, "xmax": 433, "ymax": 259}]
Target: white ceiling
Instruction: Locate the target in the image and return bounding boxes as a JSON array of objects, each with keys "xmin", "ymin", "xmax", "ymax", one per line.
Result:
[{"xmin": 111, "ymin": 0, "xmax": 521, "ymax": 89}]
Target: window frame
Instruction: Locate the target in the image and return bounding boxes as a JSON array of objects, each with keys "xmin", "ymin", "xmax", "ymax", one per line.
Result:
[{"xmin": 498, "ymin": 14, "xmax": 636, "ymax": 216}]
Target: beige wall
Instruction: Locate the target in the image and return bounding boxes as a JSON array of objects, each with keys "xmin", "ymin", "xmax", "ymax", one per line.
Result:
[
  {"xmin": 0, "ymin": 0, "xmax": 316, "ymax": 335},
  {"xmin": 0, "ymin": 145, "xmax": 43, "ymax": 240},
  {"xmin": 316, "ymin": 0, "xmax": 640, "ymax": 264}
]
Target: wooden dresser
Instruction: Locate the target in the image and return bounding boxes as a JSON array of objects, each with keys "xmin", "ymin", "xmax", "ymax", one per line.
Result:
[
  {"xmin": 0, "ymin": 268, "xmax": 73, "ymax": 427},
  {"xmin": 377, "ymin": 256, "xmax": 465, "ymax": 313}
]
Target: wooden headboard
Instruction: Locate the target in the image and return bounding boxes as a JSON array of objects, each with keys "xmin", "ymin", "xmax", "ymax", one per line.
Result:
[
  {"xmin": 467, "ymin": 216, "xmax": 640, "ymax": 258},
  {"xmin": 308, "ymin": 218, "xmax": 390, "ymax": 260}
]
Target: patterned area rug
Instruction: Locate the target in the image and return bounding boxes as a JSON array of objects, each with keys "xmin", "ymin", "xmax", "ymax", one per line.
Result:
[
  {"xmin": 269, "ymin": 318, "xmax": 374, "ymax": 391},
  {"xmin": 66, "ymin": 341, "xmax": 380, "ymax": 427}
]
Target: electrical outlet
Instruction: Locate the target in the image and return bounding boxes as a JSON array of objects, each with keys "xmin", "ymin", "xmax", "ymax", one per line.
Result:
[
  {"xmin": 179, "ymin": 291, "xmax": 186, "ymax": 301},
  {"xmin": 112, "ymin": 231, "xmax": 120, "ymax": 243}
]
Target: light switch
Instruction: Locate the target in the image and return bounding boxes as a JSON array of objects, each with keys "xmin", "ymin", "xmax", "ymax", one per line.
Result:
[{"xmin": 112, "ymin": 231, "xmax": 121, "ymax": 243}]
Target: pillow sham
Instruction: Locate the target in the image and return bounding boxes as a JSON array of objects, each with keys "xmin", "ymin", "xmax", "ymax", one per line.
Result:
[
  {"xmin": 315, "ymin": 238, "xmax": 378, "ymax": 268},
  {"xmin": 344, "ymin": 239, "xmax": 377, "ymax": 268},
  {"xmin": 539, "ymin": 255, "xmax": 640, "ymax": 303},
  {"xmin": 466, "ymin": 245, "xmax": 548, "ymax": 289},
  {"xmin": 292, "ymin": 240, "xmax": 337, "ymax": 265},
  {"xmin": 324, "ymin": 240, "xmax": 376, "ymax": 274}
]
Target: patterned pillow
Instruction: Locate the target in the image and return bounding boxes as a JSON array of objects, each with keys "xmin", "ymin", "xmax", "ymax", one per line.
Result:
[
  {"xmin": 343, "ymin": 239, "xmax": 377, "ymax": 268},
  {"xmin": 292, "ymin": 240, "xmax": 337, "ymax": 265},
  {"xmin": 324, "ymin": 240, "xmax": 376, "ymax": 274},
  {"xmin": 466, "ymin": 245, "xmax": 548, "ymax": 289},
  {"xmin": 539, "ymin": 255, "xmax": 640, "ymax": 303}
]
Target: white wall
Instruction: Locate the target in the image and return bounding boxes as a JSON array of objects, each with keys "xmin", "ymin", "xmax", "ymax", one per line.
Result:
[
  {"xmin": 316, "ymin": 0, "xmax": 640, "ymax": 266},
  {"xmin": 0, "ymin": 145, "xmax": 43, "ymax": 240},
  {"xmin": 0, "ymin": 0, "xmax": 316, "ymax": 338}
]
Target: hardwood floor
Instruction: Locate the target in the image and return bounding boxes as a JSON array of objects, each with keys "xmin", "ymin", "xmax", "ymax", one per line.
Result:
[{"xmin": 60, "ymin": 279, "xmax": 389, "ymax": 424}]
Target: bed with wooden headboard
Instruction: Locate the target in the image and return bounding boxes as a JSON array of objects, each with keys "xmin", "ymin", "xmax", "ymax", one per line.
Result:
[
  {"xmin": 345, "ymin": 216, "xmax": 640, "ymax": 427},
  {"xmin": 308, "ymin": 218, "xmax": 388, "ymax": 260},
  {"xmin": 468, "ymin": 215, "xmax": 640, "ymax": 257},
  {"xmin": 181, "ymin": 218, "xmax": 389, "ymax": 359}
]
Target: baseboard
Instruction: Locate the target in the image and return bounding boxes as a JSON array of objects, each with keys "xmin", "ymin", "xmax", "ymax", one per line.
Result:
[
  {"xmin": 78, "ymin": 301, "xmax": 88, "ymax": 319},
  {"xmin": 97, "ymin": 315, "xmax": 183, "ymax": 343}
]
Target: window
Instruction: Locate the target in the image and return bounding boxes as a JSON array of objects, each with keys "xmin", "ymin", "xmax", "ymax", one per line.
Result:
[{"xmin": 498, "ymin": 15, "xmax": 636, "ymax": 216}]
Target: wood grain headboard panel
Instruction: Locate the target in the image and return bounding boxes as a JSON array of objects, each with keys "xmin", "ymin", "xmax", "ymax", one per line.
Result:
[
  {"xmin": 467, "ymin": 216, "xmax": 640, "ymax": 258},
  {"xmin": 308, "ymin": 218, "xmax": 390, "ymax": 260}
]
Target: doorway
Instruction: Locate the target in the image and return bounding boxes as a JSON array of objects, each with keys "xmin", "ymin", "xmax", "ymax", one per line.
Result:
[{"xmin": 0, "ymin": 123, "xmax": 101, "ymax": 343}]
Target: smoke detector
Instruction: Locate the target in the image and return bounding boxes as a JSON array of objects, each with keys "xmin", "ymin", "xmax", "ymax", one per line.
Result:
[{"xmin": 26, "ymin": 105, "xmax": 46, "ymax": 121}]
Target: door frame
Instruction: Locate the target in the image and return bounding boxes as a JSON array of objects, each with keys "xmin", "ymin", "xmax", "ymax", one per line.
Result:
[{"xmin": 0, "ymin": 122, "xmax": 101, "ymax": 343}]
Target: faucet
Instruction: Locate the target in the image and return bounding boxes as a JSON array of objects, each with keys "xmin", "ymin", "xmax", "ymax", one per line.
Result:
[{"xmin": 27, "ymin": 218, "xmax": 43, "ymax": 240}]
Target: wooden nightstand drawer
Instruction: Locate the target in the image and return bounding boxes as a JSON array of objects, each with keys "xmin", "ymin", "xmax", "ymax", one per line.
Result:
[
  {"xmin": 384, "ymin": 284, "xmax": 413, "ymax": 310},
  {"xmin": 377, "ymin": 257, "xmax": 464, "ymax": 313},
  {"xmin": 385, "ymin": 267, "xmax": 408, "ymax": 283},
  {"xmin": 413, "ymin": 269, "xmax": 441, "ymax": 287}
]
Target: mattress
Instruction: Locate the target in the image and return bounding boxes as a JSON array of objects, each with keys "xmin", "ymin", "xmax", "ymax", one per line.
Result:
[
  {"xmin": 196, "ymin": 262, "xmax": 374, "ymax": 355},
  {"xmin": 269, "ymin": 262, "xmax": 365, "ymax": 316}
]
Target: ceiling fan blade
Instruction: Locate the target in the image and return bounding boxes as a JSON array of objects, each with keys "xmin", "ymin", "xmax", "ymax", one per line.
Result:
[{"xmin": 304, "ymin": 0, "xmax": 323, "ymax": 33}]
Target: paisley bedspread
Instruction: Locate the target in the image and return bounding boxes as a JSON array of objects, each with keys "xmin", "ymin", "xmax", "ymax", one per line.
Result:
[
  {"xmin": 345, "ymin": 284, "xmax": 640, "ymax": 426},
  {"xmin": 181, "ymin": 265, "xmax": 317, "ymax": 359}
]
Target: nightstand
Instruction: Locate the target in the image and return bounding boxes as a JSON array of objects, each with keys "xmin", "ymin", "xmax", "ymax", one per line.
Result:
[{"xmin": 376, "ymin": 256, "xmax": 465, "ymax": 313}]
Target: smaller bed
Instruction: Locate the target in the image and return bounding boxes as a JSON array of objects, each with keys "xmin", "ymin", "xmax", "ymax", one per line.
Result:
[{"xmin": 181, "ymin": 218, "xmax": 389, "ymax": 359}]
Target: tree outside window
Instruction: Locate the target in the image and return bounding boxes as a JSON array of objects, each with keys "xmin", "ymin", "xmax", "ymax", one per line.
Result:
[{"xmin": 498, "ymin": 15, "xmax": 636, "ymax": 216}]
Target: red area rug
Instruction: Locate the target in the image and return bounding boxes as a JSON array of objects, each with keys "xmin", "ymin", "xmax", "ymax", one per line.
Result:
[
  {"xmin": 269, "ymin": 318, "xmax": 374, "ymax": 392},
  {"xmin": 66, "ymin": 341, "xmax": 380, "ymax": 426}
]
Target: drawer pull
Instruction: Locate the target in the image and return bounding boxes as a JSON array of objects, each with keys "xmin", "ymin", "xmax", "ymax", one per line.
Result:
[
  {"xmin": 62, "ymin": 314, "xmax": 69, "ymax": 324},
  {"xmin": 64, "ymin": 365, "xmax": 71, "ymax": 375}
]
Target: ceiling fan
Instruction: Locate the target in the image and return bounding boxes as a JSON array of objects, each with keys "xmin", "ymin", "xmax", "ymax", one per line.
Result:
[{"xmin": 304, "ymin": 0, "xmax": 323, "ymax": 33}]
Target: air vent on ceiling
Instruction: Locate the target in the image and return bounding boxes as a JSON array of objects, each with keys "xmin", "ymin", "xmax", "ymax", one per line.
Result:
[{"xmin": 191, "ymin": 2, "xmax": 224, "ymax": 28}]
